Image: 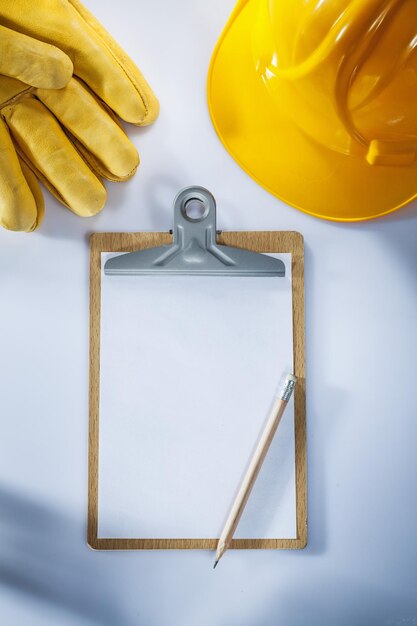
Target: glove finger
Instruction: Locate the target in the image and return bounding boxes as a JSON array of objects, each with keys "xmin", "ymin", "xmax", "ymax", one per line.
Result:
[
  {"xmin": 0, "ymin": 25, "xmax": 73, "ymax": 89},
  {"xmin": 0, "ymin": 117, "xmax": 42, "ymax": 231},
  {"xmin": 2, "ymin": 97, "xmax": 106, "ymax": 217},
  {"xmin": 68, "ymin": 0, "xmax": 159, "ymax": 125},
  {"xmin": 36, "ymin": 78, "xmax": 139, "ymax": 181},
  {"xmin": 19, "ymin": 161, "xmax": 45, "ymax": 230},
  {"xmin": 0, "ymin": 0, "xmax": 158, "ymax": 125}
]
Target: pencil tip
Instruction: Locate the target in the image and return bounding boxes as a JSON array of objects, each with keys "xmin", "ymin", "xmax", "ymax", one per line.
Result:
[{"xmin": 213, "ymin": 560, "xmax": 218, "ymax": 570}]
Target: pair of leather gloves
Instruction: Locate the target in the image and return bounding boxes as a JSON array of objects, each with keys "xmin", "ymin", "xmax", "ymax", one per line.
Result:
[{"xmin": 0, "ymin": 0, "xmax": 158, "ymax": 231}]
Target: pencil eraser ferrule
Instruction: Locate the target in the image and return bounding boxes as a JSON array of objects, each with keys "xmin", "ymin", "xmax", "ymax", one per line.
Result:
[{"xmin": 279, "ymin": 375, "xmax": 297, "ymax": 402}]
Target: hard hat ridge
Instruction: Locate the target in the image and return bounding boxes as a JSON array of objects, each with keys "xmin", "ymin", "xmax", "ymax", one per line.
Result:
[
  {"xmin": 208, "ymin": 0, "xmax": 417, "ymax": 220},
  {"xmin": 255, "ymin": 0, "xmax": 417, "ymax": 162}
]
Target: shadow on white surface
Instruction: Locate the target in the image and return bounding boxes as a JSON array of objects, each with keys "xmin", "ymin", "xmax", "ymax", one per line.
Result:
[
  {"xmin": 250, "ymin": 580, "xmax": 417, "ymax": 626},
  {"xmin": 363, "ymin": 202, "xmax": 417, "ymax": 283},
  {"xmin": 140, "ymin": 173, "xmax": 187, "ymax": 230},
  {"xmin": 0, "ymin": 486, "xmax": 135, "ymax": 626},
  {"xmin": 302, "ymin": 242, "xmax": 356, "ymax": 558},
  {"xmin": 305, "ymin": 383, "xmax": 352, "ymax": 558},
  {"xmin": 36, "ymin": 190, "xmax": 105, "ymax": 243}
]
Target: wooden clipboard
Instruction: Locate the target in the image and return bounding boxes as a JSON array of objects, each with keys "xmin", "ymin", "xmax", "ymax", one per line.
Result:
[{"xmin": 88, "ymin": 230, "xmax": 306, "ymax": 550}]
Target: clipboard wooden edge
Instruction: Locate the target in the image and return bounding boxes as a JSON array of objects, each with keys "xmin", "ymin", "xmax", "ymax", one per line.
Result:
[{"xmin": 88, "ymin": 230, "xmax": 306, "ymax": 550}]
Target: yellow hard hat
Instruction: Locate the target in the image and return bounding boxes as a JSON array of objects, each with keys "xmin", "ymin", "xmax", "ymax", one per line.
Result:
[{"xmin": 207, "ymin": 0, "xmax": 417, "ymax": 221}]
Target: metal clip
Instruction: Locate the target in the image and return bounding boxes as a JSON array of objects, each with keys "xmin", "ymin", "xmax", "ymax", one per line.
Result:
[{"xmin": 104, "ymin": 186, "xmax": 285, "ymax": 277}]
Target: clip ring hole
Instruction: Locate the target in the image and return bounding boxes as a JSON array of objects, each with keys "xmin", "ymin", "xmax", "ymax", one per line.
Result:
[{"xmin": 183, "ymin": 198, "xmax": 209, "ymax": 222}]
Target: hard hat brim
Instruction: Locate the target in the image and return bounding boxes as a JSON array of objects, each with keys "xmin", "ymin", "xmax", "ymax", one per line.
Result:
[{"xmin": 207, "ymin": 0, "xmax": 417, "ymax": 221}]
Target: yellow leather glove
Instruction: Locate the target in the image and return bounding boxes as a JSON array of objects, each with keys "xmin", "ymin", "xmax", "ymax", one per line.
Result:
[{"xmin": 0, "ymin": 0, "xmax": 159, "ymax": 231}]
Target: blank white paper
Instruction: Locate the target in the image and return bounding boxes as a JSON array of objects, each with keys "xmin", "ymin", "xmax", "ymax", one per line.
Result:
[{"xmin": 98, "ymin": 253, "xmax": 296, "ymax": 539}]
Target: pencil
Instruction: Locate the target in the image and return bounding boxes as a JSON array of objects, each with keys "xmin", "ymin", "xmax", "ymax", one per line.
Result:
[{"xmin": 213, "ymin": 374, "xmax": 297, "ymax": 568}]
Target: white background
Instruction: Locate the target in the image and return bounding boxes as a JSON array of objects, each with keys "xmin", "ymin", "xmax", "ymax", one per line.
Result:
[{"xmin": 0, "ymin": 0, "xmax": 417, "ymax": 625}]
